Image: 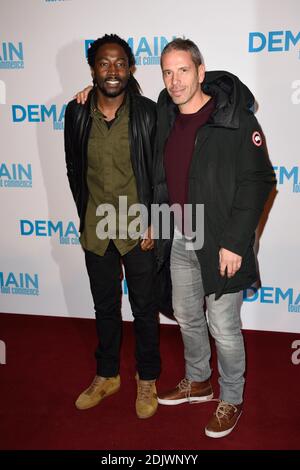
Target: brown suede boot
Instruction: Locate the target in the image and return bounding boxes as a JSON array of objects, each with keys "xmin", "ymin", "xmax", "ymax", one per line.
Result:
[
  {"xmin": 135, "ymin": 374, "xmax": 158, "ymax": 419},
  {"xmin": 75, "ymin": 375, "xmax": 120, "ymax": 410}
]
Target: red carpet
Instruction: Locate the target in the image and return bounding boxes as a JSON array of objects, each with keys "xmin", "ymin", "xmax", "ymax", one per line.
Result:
[{"xmin": 0, "ymin": 313, "xmax": 299, "ymax": 450}]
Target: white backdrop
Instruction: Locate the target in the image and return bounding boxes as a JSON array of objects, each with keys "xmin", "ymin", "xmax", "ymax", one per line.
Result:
[{"xmin": 0, "ymin": 0, "xmax": 299, "ymax": 333}]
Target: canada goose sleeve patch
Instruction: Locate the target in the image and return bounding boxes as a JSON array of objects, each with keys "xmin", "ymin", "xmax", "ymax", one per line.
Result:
[{"xmin": 252, "ymin": 130, "xmax": 263, "ymax": 147}]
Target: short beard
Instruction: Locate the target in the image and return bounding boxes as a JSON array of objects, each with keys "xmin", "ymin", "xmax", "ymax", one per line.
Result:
[{"xmin": 96, "ymin": 78, "xmax": 128, "ymax": 98}]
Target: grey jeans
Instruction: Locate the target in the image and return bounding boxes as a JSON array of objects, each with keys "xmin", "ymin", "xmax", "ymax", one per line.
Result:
[{"xmin": 170, "ymin": 235, "xmax": 245, "ymax": 405}]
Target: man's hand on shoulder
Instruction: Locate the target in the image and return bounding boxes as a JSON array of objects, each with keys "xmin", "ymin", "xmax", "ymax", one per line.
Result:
[{"xmin": 74, "ymin": 85, "xmax": 93, "ymax": 104}]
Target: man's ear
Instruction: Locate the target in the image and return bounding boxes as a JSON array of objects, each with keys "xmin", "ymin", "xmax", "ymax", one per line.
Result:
[
  {"xmin": 90, "ymin": 68, "xmax": 96, "ymax": 86},
  {"xmin": 129, "ymin": 65, "xmax": 136, "ymax": 75},
  {"xmin": 198, "ymin": 63, "xmax": 206, "ymax": 85}
]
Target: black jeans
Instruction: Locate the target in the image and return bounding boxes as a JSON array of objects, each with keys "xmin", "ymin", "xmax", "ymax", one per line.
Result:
[{"xmin": 85, "ymin": 241, "xmax": 161, "ymax": 380}]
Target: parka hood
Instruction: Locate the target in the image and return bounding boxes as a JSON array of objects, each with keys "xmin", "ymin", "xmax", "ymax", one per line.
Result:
[{"xmin": 203, "ymin": 70, "xmax": 255, "ymax": 128}]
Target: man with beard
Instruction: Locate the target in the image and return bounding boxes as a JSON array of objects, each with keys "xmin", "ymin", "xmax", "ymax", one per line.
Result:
[{"xmin": 64, "ymin": 34, "xmax": 160, "ymax": 419}]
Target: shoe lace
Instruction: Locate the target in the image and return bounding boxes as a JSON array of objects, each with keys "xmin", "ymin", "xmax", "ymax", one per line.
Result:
[
  {"xmin": 215, "ymin": 400, "xmax": 237, "ymax": 425},
  {"xmin": 137, "ymin": 380, "xmax": 154, "ymax": 403},
  {"xmin": 86, "ymin": 376, "xmax": 103, "ymax": 395},
  {"xmin": 178, "ymin": 378, "xmax": 216, "ymax": 404},
  {"xmin": 177, "ymin": 378, "xmax": 192, "ymax": 397}
]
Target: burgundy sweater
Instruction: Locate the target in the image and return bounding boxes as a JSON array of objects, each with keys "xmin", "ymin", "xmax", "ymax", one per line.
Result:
[{"xmin": 164, "ymin": 97, "xmax": 215, "ymax": 233}]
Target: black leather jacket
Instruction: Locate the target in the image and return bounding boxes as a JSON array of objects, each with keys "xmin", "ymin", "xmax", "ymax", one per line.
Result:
[{"xmin": 64, "ymin": 89, "xmax": 156, "ymax": 232}]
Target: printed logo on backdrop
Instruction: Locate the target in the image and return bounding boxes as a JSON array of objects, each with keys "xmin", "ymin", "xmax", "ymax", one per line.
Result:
[
  {"xmin": 127, "ymin": 36, "xmax": 177, "ymax": 66},
  {"xmin": 11, "ymin": 104, "xmax": 66, "ymax": 130},
  {"xmin": 0, "ymin": 42, "xmax": 24, "ymax": 69},
  {"xmin": 273, "ymin": 165, "xmax": 300, "ymax": 193},
  {"xmin": 291, "ymin": 80, "xmax": 300, "ymax": 104},
  {"xmin": 248, "ymin": 30, "xmax": 300, "ymax": 59},
  {"xmin": 243, "ymin": 286, "xmax": 300, "ymax": 313},
  {"xmin": 85, "ymin": 36, "xmax": 177, "ymax": 66},
  {"xmin": 20, "ymin": 220, "xmax": 80, "ymax": 246},
  {"xmin": 0, "ymin": 272, "xmax": 39, "ymax": 296},
  {"xmin": 0, "ymin": 163, "xmax": 32, "ymax": 189},
  {"xmin": 45, "ymin": 0, "xmax": 71, "ymax": 3}
]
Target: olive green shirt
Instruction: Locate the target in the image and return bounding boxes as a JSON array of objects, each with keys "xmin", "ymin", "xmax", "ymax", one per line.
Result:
[{"xmin": 80, "ymin": 95, "xmax": 141, "ymax": 256}]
